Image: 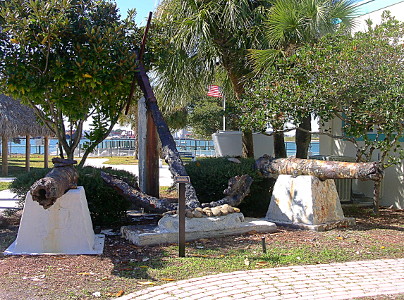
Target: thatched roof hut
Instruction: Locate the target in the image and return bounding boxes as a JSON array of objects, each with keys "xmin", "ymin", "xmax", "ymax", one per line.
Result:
[
  {"xmin": 0, "ymin": 94, "xmax": 52, "ymax": 138},
  {"xmin": 0, "ymin": 94, "xmax": 54, "ymax": 175}
]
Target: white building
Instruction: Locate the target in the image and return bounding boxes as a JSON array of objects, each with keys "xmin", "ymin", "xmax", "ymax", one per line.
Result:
[{"xmin": 319, "ymin": 0, "xmax": 404, "ymax": 209}]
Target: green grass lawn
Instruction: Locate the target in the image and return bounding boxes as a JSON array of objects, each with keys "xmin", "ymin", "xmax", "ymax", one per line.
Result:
[
  {"xmin": 0, "ymin": 155, "xmax": 56, "ymax": 177},
  {"xmin": 0, "ymin": 155, "xmax": 140, "ymax": 178},
  {"xmin": 0, "ymin": 182, "xmax": 11, "ymax": 191},
  {"xmin": 127, "ymin": 242, "xmax": 400, "ymax": 282},
  {"xmin": 89, "ymin": 156, "xmax": 139, "ymax": 165}
]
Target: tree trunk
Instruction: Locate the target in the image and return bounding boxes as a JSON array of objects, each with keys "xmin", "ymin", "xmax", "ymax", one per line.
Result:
[
  {"xmin": 64, "ymin": 147, "xmax": 74, "ymax": 160},
  {"xmin": 273, "ymin": 132, "xmax": 287, "ymax": 158},
  {"xmin": 25, "ymin": 135, "xmax": 31, "ymax": 172},
  {"xmin": 256, "ymin": 155, "xmax": 383, "ymax": 181},
  {"xmin": 221, "ymin": 58, "xmax": 254, "ymax": 158},
  {"xmin": 2, "ymin": 136, "xmax": 8, "ymax": 176},
  {"xmin": 57, "ymin": 142, "xmax": 64, "ymax": 159},
  {"xmin": 295, "ymin": 115, "xmax": 311, "ymax": 159},
  {"xmin": 78, "ymin": 113, "xmax": 123, "ymax": 168},
  {"xmin": 101, "ymin": 172, "xmax": 253, "ymax": 213},
  {"xmin": 373, "ymin": 178, "xmax": 382, "ymax": 216},
  {"xmin": 242, "ymin": 130, "xmax": 254, "ymax": 158},
  {"xmin": 30, "ymin": 158, "xmax": 78, "ymax": 209},
  {"xmin": 44, "ymin": 136, "xmax": 49, "ymax": 168}
]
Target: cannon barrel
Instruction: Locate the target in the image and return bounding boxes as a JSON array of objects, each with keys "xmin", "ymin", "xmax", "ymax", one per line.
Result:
[
  {"xmin": 255, "ymin": 155, "xmax": 383, "ymax": 181},
  {"xmin": 30, "ymin": 158, "xmax": 78, "ymax": 209}
]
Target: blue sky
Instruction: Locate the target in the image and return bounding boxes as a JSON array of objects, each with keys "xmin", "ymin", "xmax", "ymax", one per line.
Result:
[{"xmin": 114, "ymin": 0, "xmax": 160, "ymax": 24}]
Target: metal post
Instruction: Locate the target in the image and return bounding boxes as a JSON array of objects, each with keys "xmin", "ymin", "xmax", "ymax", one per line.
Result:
[
  {"xmin": 261, "ymin": 236, "xmax": 267, "ymax": 254},
  {"xmin": 175, "ymin": 176, "xmax": 190, "ymax": 258},
  {"xmin": 25, "ymin": 135, "xmax": 31, "ymax": 172},
  {"xmin": 178, "ymin": 182, "xmax": 186, "ymax": 257},
  {"xmin": 2, "ymin": 136, "xmax": 8, "ymax": 176},
  {"xmin": 44, "ymin": 136, "xmax": 49, "ymax": 168},
  {"xmin": 223, "ymin": 94, "xmax": 226, "ymax": 131}
]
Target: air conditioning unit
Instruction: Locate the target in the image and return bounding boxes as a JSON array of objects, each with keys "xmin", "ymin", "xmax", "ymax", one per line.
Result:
[
  {"xmin": 333, "ymin": 179, "xmax": 352, "ymax": 202},
  {"xmin": 310, "ymin": 155, "xmax": 356, "ymax": 203}
]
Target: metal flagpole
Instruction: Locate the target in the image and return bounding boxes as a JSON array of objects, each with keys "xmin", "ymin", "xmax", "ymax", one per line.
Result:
[
  {"xmin": 207, "ymin": 85, "xmax": 225, "ymax": 131},
  {"xmin": 223, "ymin": 93, "xmax": 226, "ymax": 131}
]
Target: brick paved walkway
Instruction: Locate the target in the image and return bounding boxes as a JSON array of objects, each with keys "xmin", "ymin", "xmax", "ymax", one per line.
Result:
[{"xmin": 118, "ymin": 258, "xmax": 404, "ymax": 300}]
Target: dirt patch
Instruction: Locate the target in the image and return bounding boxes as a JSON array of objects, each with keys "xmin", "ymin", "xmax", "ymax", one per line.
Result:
[{"xmin": 0, "ymin": 207, "xmax": 403, "ymax": 300}]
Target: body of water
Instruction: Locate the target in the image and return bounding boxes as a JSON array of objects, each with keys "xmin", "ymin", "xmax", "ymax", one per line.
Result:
[{"xmin": 1, "ymin": 137, "xmax": 319, "ymax": 157}]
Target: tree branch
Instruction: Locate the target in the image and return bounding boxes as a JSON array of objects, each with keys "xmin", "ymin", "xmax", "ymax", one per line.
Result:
[
  {"xmin": 28, "ymin": 100, "xmax": 56, "ymax": 134},
  {"xmin": 78, "ymin": 101, "xmax": 127, "ymax": 167}
]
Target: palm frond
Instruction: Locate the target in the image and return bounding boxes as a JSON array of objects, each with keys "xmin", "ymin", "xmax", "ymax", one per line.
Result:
[
  {"xmin": 265, "ymin": 0, "xmax": 357, "ymax": 47},
  {"xmin": 248, "ymin": 48, "xmax": 284, "ymax": 74},
  {"xmin": 153, "ymin": 49, "xmax": 218, "ymax": 107},
  {"xmin": 154, "ymin": 0, "xmax": 269, "ymax": 108}
]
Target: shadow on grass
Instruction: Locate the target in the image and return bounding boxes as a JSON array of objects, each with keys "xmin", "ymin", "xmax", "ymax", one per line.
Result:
[
  {"xmin": 103, "ymin": 235, "xmax": 172, "ymax": 282},
  {"xmin": 1, "ymin": 155, "xmax": 54, "ymax": 178},
  {"xmin": 107, "ymin": 236, "xmax": 259, "ymax": 282},
  {"xmin": 0, "ymin": 165, "xmax": 49, "ymax": 178},
  {"xmin": 0, "ymin": 225, "xmax": 18, "ymax": 255}
]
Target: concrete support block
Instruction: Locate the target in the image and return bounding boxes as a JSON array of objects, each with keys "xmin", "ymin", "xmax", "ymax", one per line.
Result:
[
  {"xmin": 5, "ymin": 186, "xmax": 104, "ymax": 255},
  {"xmin": 121, "ymin": 213, "xmax": 277, "ymax": 246},
  {"xmin": 265, "ymin": 175, "xmax": 355, "ymax": 231}
]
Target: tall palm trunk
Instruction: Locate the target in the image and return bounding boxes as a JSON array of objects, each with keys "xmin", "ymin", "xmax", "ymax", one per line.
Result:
[
  {"xmin": 274, "ymin": 131, "xmax": 287, "ymax": 158},
  {"xmin": 224, "ymin": 61, "xmax": 254, "ymax": 158},
  {"xmin": 242, "ymin": 130, "xmax": 254, "ymax": 158},
  {"xmin": 272, "ymin": 116, "xmax": 286, "ymax": 158}
]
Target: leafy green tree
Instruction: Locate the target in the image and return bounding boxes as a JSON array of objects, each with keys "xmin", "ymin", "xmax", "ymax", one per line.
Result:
[
  {"xmin": 249, "ymin": 0, "xmax": 356, "ymax": 158},
  {"xmin": 153, "ymin": 0, "xmax": 271, "ymax": 158},
  {"xmin": 0, "ymin": 0, "xmax": 139, "ymax": 166},
  {"xmin": 245, "ymin": 13, "xmax": 404, "ymax": 213},
  {"xmin": 307, "ymin": 13, "xmax": 403, "ymax": 167},
  {"xmin": 187, "ymin": 97, "xmax": 223, "ymax": 139}
]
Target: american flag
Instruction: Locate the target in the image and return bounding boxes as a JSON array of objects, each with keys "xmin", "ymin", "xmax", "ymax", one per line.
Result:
[{"xmin": 207, "ymin": 85, "xmax": 223, "ymax": 97}]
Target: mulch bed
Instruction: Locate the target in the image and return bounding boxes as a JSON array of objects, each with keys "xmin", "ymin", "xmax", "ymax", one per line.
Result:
[{"xmin": 0, "ymin": 207, "xmax": 403, "ymax": 300}]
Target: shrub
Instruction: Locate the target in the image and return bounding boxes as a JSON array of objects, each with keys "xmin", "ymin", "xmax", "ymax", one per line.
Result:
[
  {"xmin": 185, "ymin": 158, "xmax": 274, "ymax": 217},
  {"xmin": 10, "ymin": 166, "xmax": 138, "ymax": 226},
  {"xmin": 11, "ymin": 168, "xmax": 51, "ymax": 201}
]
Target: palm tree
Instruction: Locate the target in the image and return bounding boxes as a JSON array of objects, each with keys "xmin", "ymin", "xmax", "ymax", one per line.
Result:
[
  {"xmin": 154, "ymin": 0, "xmax": 271, "ymax": 158},
  {"xmin": 250, "ymin": 0, "xmax": 356, "ymax": 158}
]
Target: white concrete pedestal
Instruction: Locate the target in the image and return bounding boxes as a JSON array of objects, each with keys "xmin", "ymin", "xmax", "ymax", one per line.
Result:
[
  {"xmin": 5, "ymin": 186, "xmax": 104, "ymax": 255},
  {"xmin": 265, "ymin": 175, "xmax": 355, "ymax": 231}
]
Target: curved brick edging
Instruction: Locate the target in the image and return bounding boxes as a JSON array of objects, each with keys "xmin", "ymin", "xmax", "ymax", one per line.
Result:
[{"xmin": 118, "ymin": 258, "xmax": 404, "ymax": 300}]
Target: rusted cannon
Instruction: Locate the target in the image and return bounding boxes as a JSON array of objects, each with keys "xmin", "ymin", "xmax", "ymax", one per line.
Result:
[
  {"xmin": 255, "ymin": 155, "xmax": 383, "ymax": 181},
  {"xmin": 30, "ymin": 158, "xmax": 78, "ymax": 209}
]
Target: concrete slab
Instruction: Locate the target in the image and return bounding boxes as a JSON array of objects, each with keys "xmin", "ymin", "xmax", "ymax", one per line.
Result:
[{"xmin": 121, "ymin": 213, "xmax": 277, "ymax": 246}]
